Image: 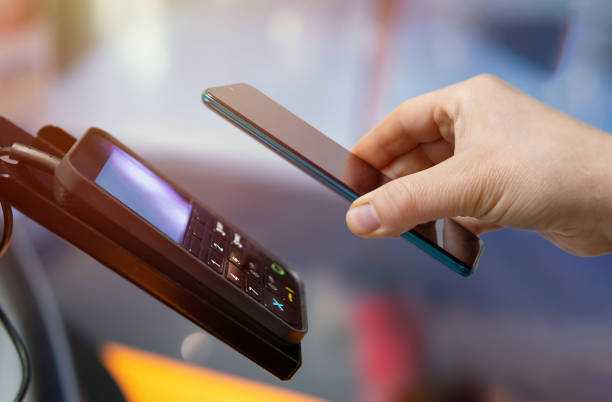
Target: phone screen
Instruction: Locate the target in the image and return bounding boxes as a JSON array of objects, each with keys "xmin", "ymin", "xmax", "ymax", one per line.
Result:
[
  {"xmin": 204, "ymin": 84, "xmax": 482, "ymax": 275},
  {"xmin": 95, "ymin": 146, "xmax": 192, "ymax": 242}
]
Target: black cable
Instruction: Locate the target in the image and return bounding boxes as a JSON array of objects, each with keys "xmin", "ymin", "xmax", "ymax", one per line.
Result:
[
  {"xmin": 0, "ymin": 143, "xmax": 60, "ymax": 401},
  {"xmin": 0, "ymin": 301, "xmax": 30, "ymax": 402},
  {"xmin": 0, "ymin": 186, "xmax": 31, "ymax": 401}
]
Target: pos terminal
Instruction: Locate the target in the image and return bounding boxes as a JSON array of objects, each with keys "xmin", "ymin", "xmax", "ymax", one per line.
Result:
[{"xmin": 0, "ymin": 118, "xmax": 307, "ymax": 380}]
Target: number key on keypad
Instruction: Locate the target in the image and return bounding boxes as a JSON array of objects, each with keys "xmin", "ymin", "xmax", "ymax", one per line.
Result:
[
  {"xmin": 228, "ymin": 248, "xmax": 243, "ymax": 266},
  {"xmin": 192, "ymin": 220, "xmax": 206, "ymax": 238},
  {"xmin": 188, "ymin": 236, "xmax": 202, "ymax": 257},
  {"xmin": 247, "ymin": 269, "xmax": 263, "ymax": 286},
  {"xmin": 265, "ymin": 280, "xmax": 280, "ymax": 294},
  {"xmin": 226, "ymin": 262, "xmax": 244, "ymax": 289},
  {"xmin": 206, "ymin": 250, "xmax": 225, "ymax": 275},
  {"xmin": 214, "ymin": 221, "xmax": 226, "ymax": 237},
  {"xmin": 246, "ymin": 280, "xmax": 263, "ymax": 302},
  {"xmin": 210, "ymin": 233, "xmax": 226, "ymax": 254},
  {"xmin": 232, "ymin": 233, "xmax": 243, "ymax": 249}
]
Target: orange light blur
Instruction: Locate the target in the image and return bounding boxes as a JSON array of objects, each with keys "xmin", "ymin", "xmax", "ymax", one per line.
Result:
[{"xmin": 101, "ymin": 342, "xmax": 328, "ymax": 402}]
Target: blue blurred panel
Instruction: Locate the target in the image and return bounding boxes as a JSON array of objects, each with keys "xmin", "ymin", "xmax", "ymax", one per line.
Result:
[{"xmin": 481, "ymin": 12, "xmax": 571, "ymax": 74}]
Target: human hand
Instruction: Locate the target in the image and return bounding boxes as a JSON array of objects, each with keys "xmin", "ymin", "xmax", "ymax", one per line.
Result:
[{"xmin": 345, "ymin": 75, "xmax": 612, "ymax": 256}]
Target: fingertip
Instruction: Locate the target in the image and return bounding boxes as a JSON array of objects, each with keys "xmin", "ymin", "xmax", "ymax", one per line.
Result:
[{"xmin": 346, "ymin": 203, "xmax": 381, "ymax": 236}]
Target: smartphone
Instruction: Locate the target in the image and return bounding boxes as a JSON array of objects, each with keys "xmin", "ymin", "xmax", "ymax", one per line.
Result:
[
  {"xmin": 203, "ymin": 84, "xmax": 483, "ymax": 277},
  {"xmin": 53, "ymin": 128, "xmax": 307, "ymax": 379}
]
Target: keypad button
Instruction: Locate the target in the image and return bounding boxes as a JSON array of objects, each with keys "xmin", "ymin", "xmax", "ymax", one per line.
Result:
[
  {"xmin": 246, "ymin": 280, "xmax": 263, "ymax": 302},
  {"xmin": 263, "ymin": 291, "xmax": 286, "ymax": 313},
  {"xmin": 265, "ymin": 281, "xmax": 280, "ymax": 294},
  {"xmin": 187, "ymin": 235, "xmax": 202, "ymax": 257},
  {"xmin": 263, "ymin": 291, "xmax": 298, "ymax": 326},
  {"xmin": 214, "ymin": 221, "xmax": 226, "ymax": 237},
  {"xmin": 192, "ymin": 220, "xmax": 206, "ymax": 238},
  {"xmin": 282, "ymin": 286, "xmax": 298, "ymax": 310},
  {"xmin": 210, "ymin": 233, "xmax": 226, "ymax": 254},
  {"xmin": 265, "ymin": 275, "xmax": 281, "ymax": 293},
  {"xmin": 206, "ymin": 250, "xmax": 225, "ymax": 275},
  {"xmin": 226, "ymin": 262, "xmax": 244, "ymax": 289},
  {"xmin": 270, "ymin": 262, "xmax": 286, "ymax": 277},
  {"xmin": 247, "ymin": 260, "xmax": 261, "ymax": 272},
  {"xmin": 231, "ymin": 233, "xmax": 243, "ymax": 249},
  {"xmin": 247, "ymin": 267, "xmax": 263, "ymax": 285},
  {"xmin": 228, "ymin": 248, "xmax": 243, "ymax": 267}
]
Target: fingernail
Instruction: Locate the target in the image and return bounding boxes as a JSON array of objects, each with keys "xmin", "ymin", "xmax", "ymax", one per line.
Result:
[{"xmin": 347, "ymin": 203, "xmax": 381, "ymax": 235}]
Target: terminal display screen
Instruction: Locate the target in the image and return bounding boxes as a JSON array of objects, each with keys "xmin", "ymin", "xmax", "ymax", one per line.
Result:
[{"xmin": 95, "ymin": 147, "xmax": 192, "ymax": 242}]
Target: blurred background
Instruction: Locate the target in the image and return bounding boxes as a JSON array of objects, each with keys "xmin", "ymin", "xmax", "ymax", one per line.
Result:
[{"xmin": 1, "ymin": 0, "xmax": 612, "ymax": 401}]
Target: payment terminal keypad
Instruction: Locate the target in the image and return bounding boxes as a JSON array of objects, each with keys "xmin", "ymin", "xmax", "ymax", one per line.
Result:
[{"xmin": 182, "ymin": 205, "xmax": 301, "ymax": 327}]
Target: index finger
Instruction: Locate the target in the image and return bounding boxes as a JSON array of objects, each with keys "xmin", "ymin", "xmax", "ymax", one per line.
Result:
[{"xmin": 352, "ymin": 85, "xmax": 457, "ymax": 170}]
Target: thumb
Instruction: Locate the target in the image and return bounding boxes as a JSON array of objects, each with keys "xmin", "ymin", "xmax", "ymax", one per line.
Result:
[{"xmin": 346, "ymin": 156, "xmax": 483, "ymax": 237}]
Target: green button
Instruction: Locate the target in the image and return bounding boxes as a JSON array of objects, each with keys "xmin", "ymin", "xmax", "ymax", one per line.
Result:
[{"xmin": 270, "ymin": 262, "xmax": 286, "ymax": 276}]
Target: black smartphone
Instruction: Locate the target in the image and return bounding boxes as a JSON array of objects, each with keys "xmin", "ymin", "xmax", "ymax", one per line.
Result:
[
  {"xmin": 203, "ymin": 84, "xmax": 484, "ymax": 277},
  {"xmin": 53, "ymin": 128, "xmax": 307, "ymax": 379}
]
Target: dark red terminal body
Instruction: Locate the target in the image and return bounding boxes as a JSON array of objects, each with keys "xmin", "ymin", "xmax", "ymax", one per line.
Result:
[{"xmin": 0, "ymin": 118, "xmax": 306, "ymax": 380}]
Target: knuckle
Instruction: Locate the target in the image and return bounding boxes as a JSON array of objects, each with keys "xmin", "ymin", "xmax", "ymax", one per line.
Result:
[
  {"xmin": 470, "ymin": 73, "xmax": 506, "ymax": 89},
  {"xmin": 459, "ymin": 74, "xmax": 509, "ymax": 106},
  {"xmin": 450, "ymin": 74, "xmax": 510, "ymax": 115},
  {"xmin": 452, "ymin": 74, "xmax": 507, "ymax": 120}
]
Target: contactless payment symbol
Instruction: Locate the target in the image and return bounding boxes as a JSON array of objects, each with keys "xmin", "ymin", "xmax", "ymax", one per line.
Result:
[{"xmin": 270, "ymin": 262, "xmax": 286, "ymax": 276}]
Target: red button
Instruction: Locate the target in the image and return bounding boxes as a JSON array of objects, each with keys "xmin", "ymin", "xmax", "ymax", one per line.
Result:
[{"xmin": 226, "ymin": 262, "xmax": 244, "ymax": 289}]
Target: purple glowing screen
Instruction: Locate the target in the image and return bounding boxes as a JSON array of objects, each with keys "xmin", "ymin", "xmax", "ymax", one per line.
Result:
[{"xmin": 95, "ymin": 147, "xmax": 192, "ymax": 242}]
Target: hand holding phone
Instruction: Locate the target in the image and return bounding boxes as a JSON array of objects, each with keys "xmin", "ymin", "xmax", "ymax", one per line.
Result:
[{"xmin": 203, "ymin": 84, "xmax": 483, "ymax": 276}]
